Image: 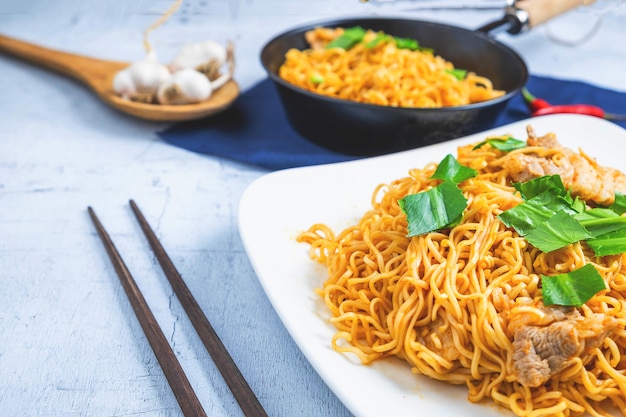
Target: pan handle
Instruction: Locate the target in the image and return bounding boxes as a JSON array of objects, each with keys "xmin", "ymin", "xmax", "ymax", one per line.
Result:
[{"xmin": 478, "ymin": 0, "xmax": 596, "ymax": 35}]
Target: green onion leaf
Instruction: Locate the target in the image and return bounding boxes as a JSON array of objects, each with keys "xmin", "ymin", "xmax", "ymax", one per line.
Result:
[
  {"xmin": 431, "ymin": 154, "xmax": 477, "ymax": 184},
  {"xmin": 497, "ymin": 175, "xmax": 590, "ymax": 252},
  {"xmin": 399, "ymin": 180, "xmax": 468, "ymax": 237},
  {"xmin": 576, "ymin": 208, "xmax": 626, "ymax": 237},
  {"xmin": 399, "ymin": 155, "xmax": 476, "ymax": 237},
  {"xmin": 473, "ymin": 136, "xmax": 526, "ymax": 152},
  {"xmin": 609, "ymin": 192, "xmax": 626, "ymax": 215},
  {"xmin": 541, "ymin": 264, "xmax": 606, "ymax": 307},
  {"xmin": 326, "ymin": 26, "xmax": 366, "ymax": 50},
  {"xmin": 393, "ymin": 36, "xmax": 419, "ymax": 50},
  {"xmin": 498, "ymin": 190, "xmax": 579, "ymax": 236},
  {"xmin": 576, "ymin": 205, "xmax": 626, "ymax": 255},
  {"xmin": 365, "ymin": 33, "xmax": 390, "ymax": 48},
  {"xmin": 513, "ymin": 174, "xmax": 567, "ymax": 200},
  {"xmin": 585, "ymin": 228, "xmax": 626, "ymax": 256},
  {"xmin": 499, "ymin": 174, "xmax": 626, "ymax": 256},
  {"xmin": 524, "ymin": 211, "xmax": 593, "ymax": 252},
  {"xmin": 309, "ymin": 74, "xmax": 324, "ymax": 84},
  {"xmin": 444, "ymin": 68, "xmax": 467, "ymax": 80}
]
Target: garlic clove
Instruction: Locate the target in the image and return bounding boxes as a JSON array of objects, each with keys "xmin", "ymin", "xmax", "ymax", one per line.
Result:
[
  {"xmin": 112, "ymin": 70, "xmax": 137, "ymax": 100},
  {"xmin": 156, "ymin": 68, "xmax": 213, "ymax": 105},
  {"xmin": 169, "ymin": 40, "xmax": 227, "ymax": 75},
  {"xmin": 113, "ymin": 54, "xmax": 171, "ymax": 102}
]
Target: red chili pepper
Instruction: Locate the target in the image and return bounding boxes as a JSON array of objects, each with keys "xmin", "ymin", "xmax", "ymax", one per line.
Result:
[
  {"xmin": 522, "ymin": 87, "xmax": 626, "ymax": 121},
  {"xmin": 532, "ymin": 104, "xmax": 606, "ymax": 118},
  {"xmin": 521, "ymin": 87, "xmax": 551, "ymax": 111}
]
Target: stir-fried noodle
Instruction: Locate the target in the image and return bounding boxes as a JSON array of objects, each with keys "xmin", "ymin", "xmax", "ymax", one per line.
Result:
[
  {"xmin": 279, "ymin": 27, "xmax": 505, "ymax": 108},
  {"xmin": 298, "ymin": 128, "xmax": 626, "ymax": 416}
]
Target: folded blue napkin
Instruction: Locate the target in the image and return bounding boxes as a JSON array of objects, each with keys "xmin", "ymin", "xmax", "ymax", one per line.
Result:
[{"xmin": 158, "ymin": 75, "xmax": 626, "ymax": 171}]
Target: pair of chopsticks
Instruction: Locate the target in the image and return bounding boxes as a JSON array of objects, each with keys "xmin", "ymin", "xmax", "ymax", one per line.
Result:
[{"xmin": 88, "ymin": 200, "xmax": 268, "ymax": 417}]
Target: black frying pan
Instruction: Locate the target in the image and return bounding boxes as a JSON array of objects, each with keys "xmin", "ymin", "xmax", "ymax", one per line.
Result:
[{"xmin": 260, "ymin": 1, "xmax": 586, "ymax": 156}]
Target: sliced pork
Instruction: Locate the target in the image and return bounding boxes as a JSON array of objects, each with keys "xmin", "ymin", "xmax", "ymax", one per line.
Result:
[{"xmin": 505, "ymin": 126, "xmax": 626, "ymax": 206}]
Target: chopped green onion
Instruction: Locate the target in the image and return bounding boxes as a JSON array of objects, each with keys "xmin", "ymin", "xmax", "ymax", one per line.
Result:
[
  {"xmin": 576, "ymin": 208, "xmax": 626, "ymax": 237},
  {"xmin": 579, "ymin": 196, "xmax": 626, "ymax": 255},
  {"xmin": 399, "ymin": 155, "xmax": 476, "ymax": 237},
  {"xmin": 326, "ymin": 26, "xmax": 366, "ymax": 50},
  {"xmin": 499, "ymin": 174, "xmax": 626, "ymax": 255},
  {"xmin": 365, "ymin": 33, "xmax": 390, "ymax": 48},
  {"xmin": 325, "ymin": 27, "xmax": 433, "ymax": 54},
  {"xmin": 498, "ymin": 190, "xmax": 579, "ymax": 237},
  {"xmin": 585, "ymin": 228, "xmax": 626, "ymax": 256},
  {"xmin": 431, "ymin": 154, "xmax": 477, "ymax": 184},
  {"xmin": 512, "ymin": 174, "xmax": 569, "ymax": 200},
  {"xmin": 524, "ymin": 211, "xmax": 592, "ymax": 253},
  {"xmin": 541, "ymin": 264, "xmax": 606, "ymax": 307},
  {"xmin": 393, "ymin": 36, "xmax": 419, "ymax": 50},
  {"xmin": 445, "ymin": 68, "xmax": 467, "ymax": 81},
  {"xmin": 309, "ymin": 74, "xmax": 324, "ymax": 84},
  {"xmin": 473, "ymin": 136, "xmax": 526, "ymax": 152},
  {"xmin": 498, "ymin": 175, "xmax": 583, "ymax": 250},
  {"xmin": 399, "ymin": 180, "xmax": 468, "ymax": 237},
  {"xmin": 609, "ymin": 192, "xmax": 626, "ymax": 215}
]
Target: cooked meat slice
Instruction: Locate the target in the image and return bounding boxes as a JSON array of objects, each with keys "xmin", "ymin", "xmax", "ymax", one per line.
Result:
[
  {"xmin": 513, "ymin": 321, "xmax": 577, "ymax": 387},
  {"xmin": 566, "ymin": 151, "xmax": 626, "ymax": 207},
  {"xmin": 505, "ymin": 126, "xmax": 626, "ymax": 206},
  {"xmin": 526, "ymin": 125, "xmax": 560, "ymax": 149},
  {"xmin": 512, "ymin": 312, "xmax": 619, "ymax": 387},
  {"xmin": 506, "ymin": 152, "xmax": 574, "ymax": 184}
]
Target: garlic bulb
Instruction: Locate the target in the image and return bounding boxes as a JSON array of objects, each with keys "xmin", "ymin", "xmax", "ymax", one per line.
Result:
[
  {"xmin": 113, "ymin": 51, "xmax": 171, "ymax": 102},
  {"xmin": 156, "ymin": 68, "xmax": 213, "ymax": 105},
  {"xmin": 169, "ymin": 40, "xmax": 228, "ymax": 80}
]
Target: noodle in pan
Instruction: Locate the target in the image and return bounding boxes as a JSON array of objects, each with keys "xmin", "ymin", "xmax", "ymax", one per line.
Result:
[
  {"xmin": 298, "ymin": 127, "xmax": 626, "ymax": 416},
  {"xmin": 279, "ymin": 27, "xmax": 505, "ymax": 108}
]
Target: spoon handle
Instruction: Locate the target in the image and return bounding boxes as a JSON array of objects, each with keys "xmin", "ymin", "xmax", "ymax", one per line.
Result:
[{"xmin": 0, "ymin": 34, "xmax": 127, "ymax": 92}]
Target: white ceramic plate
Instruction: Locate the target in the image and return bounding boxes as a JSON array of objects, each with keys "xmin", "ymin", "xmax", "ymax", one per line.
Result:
[{"xmin": 238, "ymin": 114, "xmax": 626, "ymax": 417}]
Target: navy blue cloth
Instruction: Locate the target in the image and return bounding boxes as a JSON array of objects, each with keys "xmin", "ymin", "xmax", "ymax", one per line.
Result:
[{"xmin": 158, "ymin": 75, "xmax": 626, "ymax": 171}]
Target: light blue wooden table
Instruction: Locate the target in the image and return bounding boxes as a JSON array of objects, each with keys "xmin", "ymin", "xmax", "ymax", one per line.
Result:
[{"xmin": 0, "ymin": 1, "xmax": 624, "ymax": 416}]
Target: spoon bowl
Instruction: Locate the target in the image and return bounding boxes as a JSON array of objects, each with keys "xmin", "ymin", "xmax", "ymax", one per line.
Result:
[{"xmin": 0, "ymin": 34, "xmax": 239, "ymax": 122}]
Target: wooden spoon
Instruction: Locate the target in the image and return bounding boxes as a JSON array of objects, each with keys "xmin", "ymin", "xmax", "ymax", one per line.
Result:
[{"xmin": 0, "ymin": 34, "xmax": 239, "ymax": 122}]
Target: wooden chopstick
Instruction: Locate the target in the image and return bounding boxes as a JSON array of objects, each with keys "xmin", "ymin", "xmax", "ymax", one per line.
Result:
[
  {"xmin": 128, "ymin": 199, "xmax": 269, "ymax": 417},
  {"xmin": 89, "ymin": 201, "xmax": 269, "ymax": 417},
  {"xmin": 88, "ymin": 206, "xmax": 207, "ymax": 417}
]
